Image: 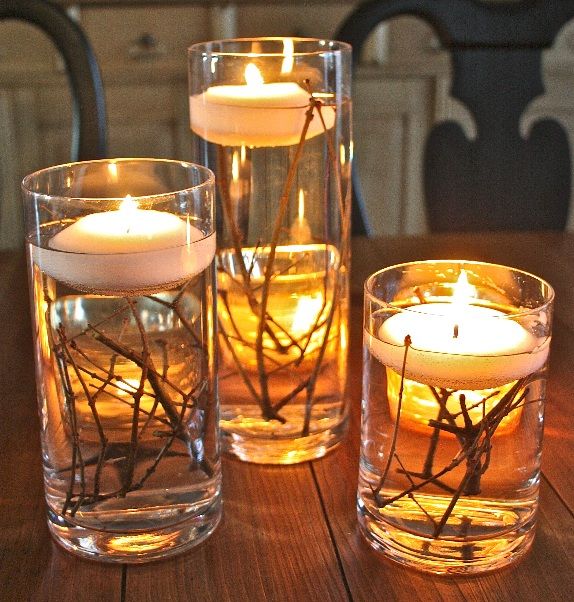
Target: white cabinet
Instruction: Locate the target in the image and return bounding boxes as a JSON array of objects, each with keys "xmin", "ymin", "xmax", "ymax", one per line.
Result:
[
  {"xmin": 353, "ymin": 71, "xmax": 435, "ymax": 235},
  {"xmin": 1, "ymin": 3, "xmax": 574, "ymax": 247}
]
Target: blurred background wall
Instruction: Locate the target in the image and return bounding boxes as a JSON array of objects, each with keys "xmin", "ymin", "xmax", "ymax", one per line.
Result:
[{"xmin": 2, "ymin": 0, "xmax": 574, "ymax": 247}]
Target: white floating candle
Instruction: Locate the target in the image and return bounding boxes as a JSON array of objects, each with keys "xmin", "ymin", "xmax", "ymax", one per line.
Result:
[
  {"xmin": 367, "ymin": 302, "xmax": 549, "ymax": 390},
  {"xmin": 190, "ymin": 63, "xmax": 335, "ymax": 147},
  {"xmin": 33, "ymin": 200, "xmax": 215, "ymax": 295}
]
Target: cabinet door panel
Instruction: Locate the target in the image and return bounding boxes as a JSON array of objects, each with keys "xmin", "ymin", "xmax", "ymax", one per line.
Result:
[
  {"xmin": 354, "ymin": 75, "xmax": 432, "ymax": 235},
  {"xmin": 1, "ymin": 87, "xmax": 64, "ymax": 249}
]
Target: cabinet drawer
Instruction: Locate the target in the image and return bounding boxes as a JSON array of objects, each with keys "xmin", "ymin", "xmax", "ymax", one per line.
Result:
[{"xmin": 82, "ymin": 6, "xmax": 210, "ymax": 77}]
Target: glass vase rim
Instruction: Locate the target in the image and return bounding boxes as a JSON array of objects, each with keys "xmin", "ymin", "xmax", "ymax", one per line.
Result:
[
  {"xmin": 188, "ymin": 37, "xmax": 352, "ymax": 58},
  {"xmin": 21, "ymin": 157, "xmax": 215, "ymax": 203},
  {"xmin": 364, "ymin": 258, "xmax": 555, "ymax": 316}
]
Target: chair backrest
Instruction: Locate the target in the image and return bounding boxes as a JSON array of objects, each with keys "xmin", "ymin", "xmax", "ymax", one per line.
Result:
[
  {"xmin": 337, "ymin": 0, "xmax": 574, "ymax": 232},
  {"xmin": 0, "ymin": 0, "xmax": 107, "ymax": 161}
]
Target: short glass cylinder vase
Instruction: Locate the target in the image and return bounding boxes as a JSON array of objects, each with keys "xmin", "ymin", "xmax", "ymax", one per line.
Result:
[
  {"xmin": 188, "ymin": 38, "xmax": 352, "ymax": 464},
  {"xmin": 359, "ymin": 260, "xmax": 554, "ymax": 575},
  {"xmin": 22, "ymin": 158, "xmax": 221, "ymax": 563}
]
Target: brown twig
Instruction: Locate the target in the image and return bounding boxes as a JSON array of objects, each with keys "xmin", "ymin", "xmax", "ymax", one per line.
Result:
[
  {"xmin": 394, "ymin": 452, "xmax": 438, "ymax": 529},
  {"xmin": 216, "ymin": 149, "xmax": 286, "ymax": 355},
  {"xmin": 300, "ymin": 281, "xmax": 340, "ymax": 436},
  {"xmin": 120, "ymin": 299, "xmax": 150, "ymax": 495},
  {"xmin": 55, "ymin": 327, "xmax": 86, "ymax": 516},
  {"xmin": 373, "ymin": 335, "xmax": 411, "ymax": 501},
  {"xmin": 215, "ymin": 85, "xmax": 349, "ymax": 434},
  {"xmin": 253, "ymin": 100, "xmax": 317, "ymax": 420},
  {"xmin": 88, "ymin": 324, "xmax": 185, "ymax": 426},
  {"xmin": 58, "ymin": 326, "xmax": 109, "ymax": 500},
  {"xmin": 371, "ymin": 320, "xmax": 538, "ymax": 539}
]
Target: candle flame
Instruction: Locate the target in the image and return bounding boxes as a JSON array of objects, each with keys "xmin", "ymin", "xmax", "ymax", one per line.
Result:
[
  {"xmin": 119, "ymin": 195, "xmax": 138, "ymax": 235},
  {"xmin": 119, "ymin": 195, "xmax": 138, "ymax": 213},
  {"xmin": 291, "ymin": 293, "xmax": 324, "ymax": 338},
  {"xmin": 297, "ymin": 189, "xmax": 305, "ymax": 222},
  {"xmin": 281, "ymin": 38, "xmax": 294, "ymax": 74},
  {"xmin": 245, "ymin": 63, "xmax": 264, "ymax": 87},
  {"xmin": 451, "ymin": 270, "xmax": 476, "ymax": 339},
  {"xmin": 340, "ymin": 143, "xmax": 346, "ymax": 166},
  {"xmin": 291, "ymin": 189, "xmax": 311, "ymax": 242},
  {"xmin": 452, "ymin": 270, "xmax": 476, "ymax": 305},
  {"xmin": 107, "ymin": 162, "xmax": 118, "ymax": 180},
  {"xmin": 232, "ymin": 151, "xmax": 240, "ymax": 183},
  {"xmin": 116, "ymin": 378, "xmax": 140, "ymax": 397}
]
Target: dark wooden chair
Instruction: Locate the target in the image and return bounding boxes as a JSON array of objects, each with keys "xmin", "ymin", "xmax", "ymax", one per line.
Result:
[
  {"xmin": 338, "ymin": 0, "xmax": 574, "ymax": 232},
  {"xmin": 0, "ymin": 0, "xmax": 107, "ymax": 161}
]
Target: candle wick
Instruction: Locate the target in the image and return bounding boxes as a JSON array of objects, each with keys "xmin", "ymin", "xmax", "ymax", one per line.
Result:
[{"xmin": 453, "ymin": 324, "xmax": 459, "ymax": 339}]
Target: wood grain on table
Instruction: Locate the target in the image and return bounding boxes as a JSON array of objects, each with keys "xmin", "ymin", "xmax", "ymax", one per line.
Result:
[{"xmin": 1, "ymin": 233, "xmax": 573, "ymax": 601}]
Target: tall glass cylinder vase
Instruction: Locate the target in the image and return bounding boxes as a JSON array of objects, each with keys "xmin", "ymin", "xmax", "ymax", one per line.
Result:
[
  {"xmin": 22, "ymin": 159, "xmax": 221, "ymax": 562},
  {"xmin": 188, "ymin": 38, "xmax": 352, "ymax": 464}
]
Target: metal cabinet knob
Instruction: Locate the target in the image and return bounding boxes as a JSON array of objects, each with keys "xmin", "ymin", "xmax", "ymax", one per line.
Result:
[{"xmin": 128, "ymin": 33, "xmax": 166, "ymax": 60}]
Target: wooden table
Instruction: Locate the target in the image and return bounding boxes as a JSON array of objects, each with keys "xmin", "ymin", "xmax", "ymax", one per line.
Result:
[{"xmin": 1, "ymin": 232, "xmax": 573, "ymax": 601}]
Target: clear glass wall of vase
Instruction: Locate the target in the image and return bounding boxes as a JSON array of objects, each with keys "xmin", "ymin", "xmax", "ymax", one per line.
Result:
[
  {"xmin": 188, "ymin": 38, "xmax": 352, "ymax": 464},
  {"xmin": 359, "ymin": 260, "xmax": 554, "ymax": 574},
  {"xmin": 22, "ymin": 159, "xmax": 221, "ymax": 562}
]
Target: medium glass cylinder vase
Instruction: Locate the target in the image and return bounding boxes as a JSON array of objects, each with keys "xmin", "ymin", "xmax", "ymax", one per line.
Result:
[
  {"xmin": 359, "ymin": 260, "xmax": 554, "ymax": 574},
  {"xmin": 188, "ymin": 38, "xmax": 352, "ymax": 464},
  {"xmin": 22, "ymin": 158, "xmax": 221, "ymax": 562}
]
